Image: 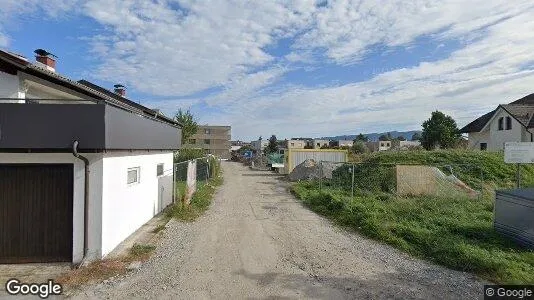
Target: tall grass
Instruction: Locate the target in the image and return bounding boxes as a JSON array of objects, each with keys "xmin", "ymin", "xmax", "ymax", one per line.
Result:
[
  {"xmin": 294, "ymin": 150, "xmax": 534, "ymax": 283},
  {"xmin": 291, "ymin": 181, "xmax": 534, "ymax": 284},
  {"xmin": 354, "ymin": 150, "xmax": 534, "ymax": 189},
  {"xmin": 167, "ymin": 158, "xmax": 223, "ymax": 221}
]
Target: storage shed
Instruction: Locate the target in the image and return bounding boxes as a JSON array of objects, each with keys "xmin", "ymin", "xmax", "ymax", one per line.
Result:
[{"xmin": 494, "ymin": 189, "xmax": 534, "ymax": 249}]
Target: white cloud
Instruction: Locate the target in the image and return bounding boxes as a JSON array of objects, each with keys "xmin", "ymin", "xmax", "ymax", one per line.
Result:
[
  {"xmin": 204, "ymin": 5, "xmax": 534, "ymax": 140},
  {"xmin": 294, "ymin": 0, "xmax": 533, "ymax": 64},
  {"xmin": 3, "ymin": 0, "xmax": 534, "ymax": 141},
  {"xmin": 81, "ymin": 0, "xmax": 318, "ymax": 96}
]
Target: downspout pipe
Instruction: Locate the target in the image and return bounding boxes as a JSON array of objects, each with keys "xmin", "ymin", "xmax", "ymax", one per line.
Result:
[{"xmin": 72, "ymin": 140, "xmax": 90, "ymax": 267}]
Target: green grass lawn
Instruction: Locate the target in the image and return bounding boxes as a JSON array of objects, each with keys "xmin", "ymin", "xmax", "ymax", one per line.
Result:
[
  {"xmin": 353, "ymin": 150, "xmax": 534, "ymax": 189},
  {"xmin": 291, "ymin": 182, "xmax": 534, "ymax": 284},
  {"xmin": 293, "ymin": 150, "xmax": 534, "ymax": 284}
]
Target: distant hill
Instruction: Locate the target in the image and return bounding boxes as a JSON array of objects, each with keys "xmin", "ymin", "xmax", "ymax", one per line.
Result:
[{"xmin": 321, "ymin": 130, "xmax": 421, "ymax": 142}]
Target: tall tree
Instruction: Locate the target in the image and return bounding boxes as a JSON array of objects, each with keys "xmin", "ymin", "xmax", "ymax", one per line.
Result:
[
  {"xmin": 411, "ymin": 132, "xmax": 422, "ymax": 141},
  {"xmin": 265, "ymin": 135, "xmax": 279, "ymax": 154},
  {"xmin": 421, "ymin": 111, "xmax": 461, "ymax": 150},
  {"xmin": 354, "ymin": 133, "xmax": 368, "ymax": 142},
  {"xmin": 352, "ymin": 141, "xmax": 369, "ymax": 154},
  {"xmin": 378, "ymin": 134, "xmax": 389, "ymax": 141},
  {"xmin": 397, "ymin": 135, "xmax": 406, "ymax": 141},
  {"xmin": 174, "ymin": 109, "xmax": 198, "ymax": 144}
]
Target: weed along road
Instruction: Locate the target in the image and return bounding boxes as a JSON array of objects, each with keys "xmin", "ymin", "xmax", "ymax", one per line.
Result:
[{"xmin": 77, "ymin": 162, "xmax": 484, "ymax": 299}]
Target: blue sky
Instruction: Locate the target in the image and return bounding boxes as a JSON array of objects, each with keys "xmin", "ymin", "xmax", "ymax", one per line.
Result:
[{"xmin": 2, "ymin": 1, "xmax": 534, "ymax": 141}]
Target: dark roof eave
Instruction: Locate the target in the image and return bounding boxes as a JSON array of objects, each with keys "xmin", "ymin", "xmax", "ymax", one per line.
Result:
[
  {"xmin": 77, "ymin": 80, "xmax": 182, "ymax": 127},
  {"xmin": 459, "ymin": 109, "xmax": 496, "ymax": 133},
  {"xmin": 0, "ymin": 50, "xmax": 182, "ymax": 128}
]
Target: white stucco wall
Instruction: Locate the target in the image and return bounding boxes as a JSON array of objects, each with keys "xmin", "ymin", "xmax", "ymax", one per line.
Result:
[
  {"xmin": 100, "ymin": 151, "xmax": 173, "ymax": 257},
  {"xmin": 0, "ymin": 152, "xmax": 103, "ymax": 264},
  {"xmin": 0, "ymin": 71, "xmax": 22, "ymax": 99},
  {"xmin": 487, "ymin": 109, "xmax": 524, "ymax": 151},
  {"xmin": 467, "ymin": 131, "xmax": 490, "ymax": 150}
]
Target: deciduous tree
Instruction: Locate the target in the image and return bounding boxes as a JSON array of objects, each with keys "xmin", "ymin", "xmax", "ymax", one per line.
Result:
[
  {"xmin": 174, "ymin": 109, "xmax": 198, "ymax": 144},
  {"xmin": 421, "ymin": 111, "xmax": 461, "ymax": 150}
]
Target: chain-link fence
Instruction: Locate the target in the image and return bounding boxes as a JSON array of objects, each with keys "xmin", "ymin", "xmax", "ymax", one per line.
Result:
[
  {"xmin": 317, "ymin": 161, "xmax": 485, "ymax": 199},
  {"xmin": 174, "ymin": 155, "xmax": 220, "ymax": 204}
]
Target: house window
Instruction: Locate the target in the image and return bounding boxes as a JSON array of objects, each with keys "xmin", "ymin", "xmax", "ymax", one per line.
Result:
[
  {"xmin": 506, "ymin": 116, "xmax": 512, "ymax": 130},
  {"xmin": 317, "ymin": 143, "xmax": 320, "ymax": 146},
  {"xmin": 204, "ymin": 139, "xmax": 211, "ymax": 144},
  {"xmin": 204, "ymin": 129, "xmax": 211, "ymax": 134},
  {"xmin": 480, "ymin": 143, "xmax": 487, "ymax": 151},
  {"xmin": 157, "ymin": 163, "xmax": 164, "ymax": 176},
  {"xmin": 498, "ymin": 117, "xmax": 504, "ymax": 131},
  {"xmin": 291, "ymin": 143, "xmax": 294, "ymax": 146},
  {"xmin": 189, "ymin": 139, "xmax": 196, "ymax": 144},
  {"xmin": 127, "ymin": 167, "xmax": 140, "ymax": 184}
]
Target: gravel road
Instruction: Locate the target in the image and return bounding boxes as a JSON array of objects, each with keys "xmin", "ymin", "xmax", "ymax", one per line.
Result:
[{"xmin": 75, "ymin": 162, "xmax": 485, "ymax": 299}]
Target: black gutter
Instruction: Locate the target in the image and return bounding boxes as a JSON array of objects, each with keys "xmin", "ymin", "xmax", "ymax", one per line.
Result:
[{"xmin": 72, "ymin": 141, "xmax": 90, "ymax": 266}]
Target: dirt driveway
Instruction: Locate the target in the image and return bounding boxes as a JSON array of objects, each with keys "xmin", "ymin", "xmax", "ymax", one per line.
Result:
[{"xmin": 76, "ymin": 162, "xmax": 484, "ymax": 299}]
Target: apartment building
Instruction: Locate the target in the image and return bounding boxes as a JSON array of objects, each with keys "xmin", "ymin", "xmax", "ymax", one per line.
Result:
[
  {"xmin": 366, "ymin": 140, "xmax": 392, "ymax": 152},
  {"xmin": 286, "ymin": 139, "xmax": 307, "ymax": 149},
  {"xmin": 185, "ymin": 125, "xmax": 231, "ymax": 159},
  {"xmin": 313, "ymin": 139, "xmax": 330, "ymax": 149}
]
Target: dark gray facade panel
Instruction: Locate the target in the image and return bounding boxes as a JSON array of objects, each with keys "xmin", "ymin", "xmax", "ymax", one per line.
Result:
[
  {"xmin": 494, "ymin": 189, "xmax": 534, "ymax": 249},
  {"xmin": 104, "ymin": 105, "xmax": 180, "ymax": 150},
  {"xmin": 0, "ymin": 103, "xmax": 106, "ymax": 149}
]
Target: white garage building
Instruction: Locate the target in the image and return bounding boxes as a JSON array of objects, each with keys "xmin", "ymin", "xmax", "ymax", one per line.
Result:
[{"xmin": 0, "ymin": 49, "xmax": 181, "ymax": 264}]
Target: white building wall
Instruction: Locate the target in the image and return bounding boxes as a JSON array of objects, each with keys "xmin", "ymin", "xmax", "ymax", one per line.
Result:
[
  {"xmin": 467, "ymin": 131, "xmax": 490, "ymax": 150},
  {"xmin": 100, "ymin": 151, "xmax": 173, "ymax": 257},
  {"xmin": 288, "ymin": 140, "xmax": 306, "ymax": 149},
  {"xmin": 0, "ymin": 71, "xmax": 22, "ymax": 100},
  {"xmin": 251, "ymin": 140, "xmax": 269, "ymax": 152},
  {"xmin": 0, "ymin": 152, "xmax": 103, "ymax": 264},
  {"xmin": 488, "ymin": 109, "xmax": 524, "ymax": 151},
  {"xmin": 338, "ymin": 140, "xmax": 353, "ymax": 147},
  {"xmin": 313, "ymin": 140, "xmax": 329, "ymax": 149}
]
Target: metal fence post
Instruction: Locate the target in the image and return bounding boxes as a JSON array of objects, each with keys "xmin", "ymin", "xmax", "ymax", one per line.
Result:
[
  {"xmin": 351, "ymin": 163, "xmax": 355, "ymax": 198},
  {"xmin": 516, "ymin": 164, "xmax": 521, "ymax": 189},
  {"xmin": 319, "ymin": 161, "xmax": 322, "ymax": 191},
  {"xmin": 172, "ymin": 163, "xmax": 176, "ymax": 204},
  {"xmin": 479, "ymin": 166, "xmax": 484, "ymax": 200}
]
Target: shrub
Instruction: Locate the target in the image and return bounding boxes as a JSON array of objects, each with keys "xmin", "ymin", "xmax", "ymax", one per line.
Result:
[
  {"xmin": 332, "ymin": 163, "xmax": 396, "ymax": 193},
  {"xmin": 174, "ymin": 148, "xmax": 206, "ymax": 163}
]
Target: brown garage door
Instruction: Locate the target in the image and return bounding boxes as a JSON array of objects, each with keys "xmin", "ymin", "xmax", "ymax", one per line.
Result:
[{"xmin": 0, "ymin": 164, "xmax": 73, "ymax": 263}]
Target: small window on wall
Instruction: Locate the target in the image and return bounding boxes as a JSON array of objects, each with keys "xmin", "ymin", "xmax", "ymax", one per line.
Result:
[
  {"xmin": 498, "ymin": 117, "xmax": 504, "ymax": 130},
  {"xmin": 127, "ymin": 167, "xmax": 140, "ymax": 184},
  {"xmin": 480, "ymin": 143, "xmax": 488, "ymax": 151},
  {"xmin": 157, "ymin": 163, "xmax": 164, "ymax": 176},
  {"xmin": 506, "ymin": 116, "xmax": 512, "ymax": 130},
  {"xmin": 204, "ymin": 129, "xmax": 211, "ymax": 134},
  {"xmin": 204, "ymin": 139, "xmax": 211, "ymax": 144}
]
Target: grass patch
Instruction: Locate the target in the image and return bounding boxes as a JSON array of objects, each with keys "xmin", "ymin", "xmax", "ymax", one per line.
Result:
[
  {"xmin": 56, "ymin": 243, "xmax": 157, "ymax": 292},
  {"xmin": 353, "ymin": 150, "xmax": 534, "ymax": 189},
  {"xmin": 128, "ymin": 243, "xmax": 156, "ymax": 260},
  {"xmin": 291, "ymin": 180, "xmax": 534, "ymax": 284},
  {"xmin": 152, "ymin": 223, "xmax": 167, "ymax": 234},
  {"xmin": 56, "ymin": 260, "xmax": 128, "ymax": 291},
  {"xmin": 167, "ymin": 174, "xmax": 223, "ymax": 221}
]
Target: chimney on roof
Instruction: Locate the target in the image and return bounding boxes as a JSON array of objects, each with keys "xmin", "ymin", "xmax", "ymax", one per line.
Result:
[
  {"xmin": 34, "ymin": 49, "xmax": 57, "ymax": 72},
  {"xmin": 114, "ymin": 84, "xmax": 126, "ymax": 97}
]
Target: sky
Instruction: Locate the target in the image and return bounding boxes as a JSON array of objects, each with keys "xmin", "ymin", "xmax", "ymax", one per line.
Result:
[{"xmin": 2, "ymin": 0, "xmax": 534, "ymax": 141}]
